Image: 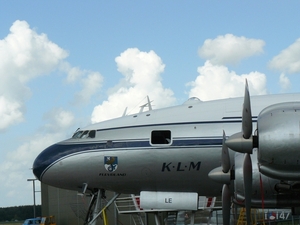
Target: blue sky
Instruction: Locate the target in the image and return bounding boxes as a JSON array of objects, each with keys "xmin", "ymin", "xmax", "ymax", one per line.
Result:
[{"xmin": 1, "ymin": 1, "xmax": 300, "ymax": 207}]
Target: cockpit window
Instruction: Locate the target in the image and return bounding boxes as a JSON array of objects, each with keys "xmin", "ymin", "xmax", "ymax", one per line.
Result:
[
  {"xmin": 72, "ymin": 131, "xmax": 83, "ymax": 138},
  {"xmin": 88, "ymin": 130, "xmax": 96, "ymax": 138},
  {"xmin": 72, "ymin": 130, "xmax": 96, "ymax": 139},
  {"xmin": 80, "ymin": 130, "xmax": 88, "ymax": 138}
]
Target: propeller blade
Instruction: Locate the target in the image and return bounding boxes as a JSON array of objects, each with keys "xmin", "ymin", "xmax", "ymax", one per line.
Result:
[
  {"xmin": 242, "ymin": 80, "xmax": 252, "ymax": 139},
  {"xmin": 223, "ymin": 80, "xmax": 254, "ymax": 225},
  {"xmin": 222, "ymin": 184, "xmax": 231, "ymax": 225},
  {"xmin": 222, "ymin": 131, "xmax": 230, "ymax": 173},
  {"xmin": 243, "ymin": 153, "xmax": 252, "ymax": 225}
]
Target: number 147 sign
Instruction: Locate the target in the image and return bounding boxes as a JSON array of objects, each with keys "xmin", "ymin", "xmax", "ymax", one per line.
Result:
[{"xmin": 265, "ymin": 211, "xmax": 290, "ymax": 220}]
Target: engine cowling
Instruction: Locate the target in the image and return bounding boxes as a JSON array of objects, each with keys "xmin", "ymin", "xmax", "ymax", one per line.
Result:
[
  {"xmin": 234, "ymin": 150, "xmax": 300, "ymax": 208},
  {"xmin": 208, "ymin": 86, "xmax": 300, "ymax": 225},
  {"xmin": 257, "ymin": 102, "xmax": 300, "ymax": 180},
  {"xmin": 234, "ymin": 150, "xmax": 276, "ymax": 207}
]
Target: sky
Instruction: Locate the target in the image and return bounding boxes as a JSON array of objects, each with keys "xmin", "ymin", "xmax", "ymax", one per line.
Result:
[{"xmin": 1, "ymin": 1, "xmax": 300, "ymax": 207}]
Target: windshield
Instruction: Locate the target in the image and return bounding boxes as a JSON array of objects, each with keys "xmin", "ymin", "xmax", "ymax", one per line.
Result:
[{"xmin": 72, "ymin": 130, "xmax": 96, "ymax": 139}]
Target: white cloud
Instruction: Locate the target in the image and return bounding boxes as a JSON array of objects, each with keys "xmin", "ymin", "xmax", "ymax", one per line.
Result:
[
  {"xmin": 1, "ymin": 20, "xmax": 68, "ymax": 82},
  {"xmin": 0, "ymin": 107, "xmax": 75, "ymax": 206},
  {"xmin": 76, "ymin": 72, "xmax": 103, "ymax": 103},
  {"xmin": 43, "ymin": 108, "xmax": 75, "ymax": 132},
  {"xmin": 269, "ymin": 38, "xmax": 300, "ymax": 74},
  {"xmin": 0, "ymin": 20, "xmax": 102, "ymax": 132},
  {"xmin": 0, "ymin": 20, "xmax": 90, "ymax": 206},
  {"xmin": 0, "ymin": 96, "xmax": 23, "ymax": 130},
  {"xmin": 187, "ymin": 61, "xmax": 267, "ymax": 101},
  {"xmin": 61, "ymin": 62, "xmax": 104, "ymax": 104},
  {"xmin": 198, "ymin": 34, "xmax": 265, "ymax": 65},
  {"xmin": 91, "ymin": 48, "xmax": 176, "ymax": 123},
  {"xmin": 0, "ymin": 20, "xmax": 68, "ymax": 131},
  {"xmin": 64, "ymin": 65, "xmax": 83, "ymax": 83},
  {"xmin": 0, "ymin": 132, "xmax": 61, "ymax": 206},
  {"xmin": 279, "ymin": 73, "xmax": 291, "ymax": 91}
]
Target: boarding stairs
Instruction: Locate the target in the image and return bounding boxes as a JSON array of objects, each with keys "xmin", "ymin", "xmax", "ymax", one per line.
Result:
[{"xmin": 131, "ymin": 213, "xmax": 145, "ymax": 225}]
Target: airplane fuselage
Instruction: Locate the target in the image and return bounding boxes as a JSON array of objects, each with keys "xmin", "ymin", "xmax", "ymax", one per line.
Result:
[{"xmin": 33, "ymin": 94, "xmax": 300, "ymax": 198}]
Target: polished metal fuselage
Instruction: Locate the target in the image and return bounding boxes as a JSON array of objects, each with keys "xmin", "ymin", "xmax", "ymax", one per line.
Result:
[{"xmin": 33, "ymin": 93, "xmax": 300, "ymax": 196}]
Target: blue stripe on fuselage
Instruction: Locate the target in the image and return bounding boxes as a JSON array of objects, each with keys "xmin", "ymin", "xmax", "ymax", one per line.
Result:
[{"xmin": 32, "ymin": 137, "xmax": 222, "ymax": 181}]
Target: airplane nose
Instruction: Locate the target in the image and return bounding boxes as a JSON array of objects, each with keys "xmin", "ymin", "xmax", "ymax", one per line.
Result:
[
  {"xmin": 32, "ymin": 153, "xmax": 45, "ymax": 181},
  {"xmin": 32, "ymin": 143, "xmax": 62, "ymax": 181}
]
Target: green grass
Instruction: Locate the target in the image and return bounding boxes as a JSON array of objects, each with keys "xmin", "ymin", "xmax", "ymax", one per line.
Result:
[{"xmin": 0, "ymin": 222, "xmax": 22, "ymax": 225}]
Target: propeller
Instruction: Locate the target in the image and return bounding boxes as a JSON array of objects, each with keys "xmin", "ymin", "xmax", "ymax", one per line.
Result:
[
  {"xmin": 209, "ymin": 80, "xmax": 255, "ymax": 225},
  {"xmin": 225, "ymin": 80, "xmax": 254, "ymax": 225},
  {"xmin": 243, "ymin": 153, "xmax": 253, "ymax": 225},
  {"xmin": 220, "ymin": 130, "xmax": 232, "ymax": 225},
  {"xmin": 210, "ymin": 135, "xmax": 232, "ymax": 225},
  {"xmin": 222, "ymin": 183, "xmax": 231, "ymax": 225},
  {"xmin": 242, "ymin": 80, "xmax": 252, "ymax": 139},
  {"xmin": 221, "ymin": 130, "xmax": 230, "ymax": 173}
]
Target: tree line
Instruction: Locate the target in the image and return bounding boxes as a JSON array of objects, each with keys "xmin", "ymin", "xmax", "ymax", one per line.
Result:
[{"xmin": 0, "ymin": 205, "xmax": 41, "ymax": 222}]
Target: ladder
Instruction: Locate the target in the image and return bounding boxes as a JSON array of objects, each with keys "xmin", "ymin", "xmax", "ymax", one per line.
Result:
[{"xmin": 237, "ymin": 208, "xmax": 257, "ymax": 225}]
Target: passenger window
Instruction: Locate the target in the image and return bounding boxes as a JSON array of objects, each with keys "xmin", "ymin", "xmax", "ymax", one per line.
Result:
[{"xmin": 151, "ymin": 130, "xmax": 171, "ymax": 145}]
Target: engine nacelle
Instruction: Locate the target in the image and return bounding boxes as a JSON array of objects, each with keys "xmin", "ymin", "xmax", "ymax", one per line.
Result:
[
  {"xmin": 234, "ymin": 151, "xmax": 300, "ymax": 208},
  {"xmin": 234, "ymin": 150, "xmax": 276, "ymax": 207},
  {"xmin": 257, "ymin": 102, "xmax": 300, "ymax": 180}
]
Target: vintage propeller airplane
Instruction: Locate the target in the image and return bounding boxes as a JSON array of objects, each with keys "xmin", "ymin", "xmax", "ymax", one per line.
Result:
[{"xmin": 33, "ymin": 81, "xmax": 300, "ymax": 225}]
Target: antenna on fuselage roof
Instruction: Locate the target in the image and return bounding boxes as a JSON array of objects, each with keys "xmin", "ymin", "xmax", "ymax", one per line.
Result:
[
  {"xmin": 139, "ymin": 96, "xmax": 153, "ymax": 113},
  {"xmin": 122, "ymin": 96, "xmax": 153, "ymax": 116},
  {"xmin": 122, "ymin": 107, "xmax": 128, "ymax": 117}
]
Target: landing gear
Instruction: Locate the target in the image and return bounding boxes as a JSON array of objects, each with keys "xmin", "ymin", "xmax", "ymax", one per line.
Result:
[{"xmin": 84, "ymin": 189, "xmax": 120, "ymax": 225}]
